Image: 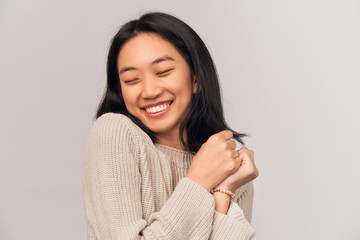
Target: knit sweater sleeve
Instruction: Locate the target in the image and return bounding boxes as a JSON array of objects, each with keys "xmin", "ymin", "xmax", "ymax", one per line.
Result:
[
  {"xmin": 83, "ymin": 113, "xmax": 215, "ymax": 240},
  {"xmin": 209, "ymin": 181, "xmax": 256, "ymax": 239}
]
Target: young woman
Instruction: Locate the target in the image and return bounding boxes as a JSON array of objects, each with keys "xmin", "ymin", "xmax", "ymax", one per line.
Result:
[{"xmin": 84, "ymin": 12, "xmax": 259, "ymax": 240}]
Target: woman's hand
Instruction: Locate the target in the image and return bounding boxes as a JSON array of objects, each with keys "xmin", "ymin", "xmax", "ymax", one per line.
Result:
[
  {"xmin": 215, "ymin": 147, "xmax": 259, "ymax": 193},
  {"xmin": 186, "ymin": 130, "xmax": 241, "ymax": 191}
]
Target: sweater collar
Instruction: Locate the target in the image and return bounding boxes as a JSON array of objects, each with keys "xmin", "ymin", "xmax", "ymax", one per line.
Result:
[{"xmin": 155, "ymin": 143, "xmax": 194, "ymax": 169}]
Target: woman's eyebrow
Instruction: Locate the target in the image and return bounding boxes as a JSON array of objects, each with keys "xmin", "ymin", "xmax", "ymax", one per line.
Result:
[
  {"xmin": 119, "ymin": 66, "xmax": 136, "ymax": 75},
  {"xmin": 152, "ymin": 55, "xmax": 175, "ymax": 65},
  {"xmin": 119, "ymin": 56, "xmax": 175, "ymax": 75}
]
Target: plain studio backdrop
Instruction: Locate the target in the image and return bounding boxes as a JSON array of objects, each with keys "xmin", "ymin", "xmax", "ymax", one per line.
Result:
[{"xmin": 1, "ymin": 0, "xmax": 359, "ymax": 239}]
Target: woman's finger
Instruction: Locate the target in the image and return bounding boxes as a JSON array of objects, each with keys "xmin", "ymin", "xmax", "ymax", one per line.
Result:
[
  {"xmin": 232, "ymin": 149, "xmax": 239, "ymax": 159},
  {"xmin": 227, "ymin": 140, "xmax": 237, "ymax": 150},
  {"xmin": 249, "ymin": 150, "xmax": 254, "ymax": 160}
]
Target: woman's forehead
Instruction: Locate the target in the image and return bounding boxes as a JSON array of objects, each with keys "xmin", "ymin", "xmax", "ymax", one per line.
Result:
[{"xmin": 117, "ymin": 33, "xmax": 185, "ymax": 70}]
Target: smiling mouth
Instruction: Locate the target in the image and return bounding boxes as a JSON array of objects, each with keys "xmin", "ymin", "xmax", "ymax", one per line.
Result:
[{"xmin": 143, "ymin": 101, "xmax": 172, "ymax": 114}]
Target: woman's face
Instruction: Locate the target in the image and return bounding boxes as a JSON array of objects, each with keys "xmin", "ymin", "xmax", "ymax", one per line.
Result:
[{"xmin": 117, "ymin": 33, "xmax": 196, "ymax": 143}]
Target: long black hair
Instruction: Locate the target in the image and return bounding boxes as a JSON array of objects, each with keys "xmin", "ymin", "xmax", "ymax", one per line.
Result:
[{"xmin": 95, "ymin": 12, "xmax": 247, "ymax": 152}]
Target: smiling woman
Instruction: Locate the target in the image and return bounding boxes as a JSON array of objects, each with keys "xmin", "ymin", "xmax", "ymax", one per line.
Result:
[
  {"xmin": 118, "ymin": 33, "xmax": 195, "ymax": 149},
  {"xmin": 83, "ymin": 12, "xmax": 259, "ymax": 240}
]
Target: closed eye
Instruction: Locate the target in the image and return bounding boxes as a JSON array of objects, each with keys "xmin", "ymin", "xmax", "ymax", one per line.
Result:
[
  {"xmin": 124, "ymin": 78, "xmax": 139, "ymax": 84},
  {"xmin": 156, "ymin": 68, "xmax": 174, "ymax": 76}
]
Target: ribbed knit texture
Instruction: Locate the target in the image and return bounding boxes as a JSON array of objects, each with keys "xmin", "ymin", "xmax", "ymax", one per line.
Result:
[{"xmin": 83, "ymin": 113, "xmax": 256, "ymax": 239}]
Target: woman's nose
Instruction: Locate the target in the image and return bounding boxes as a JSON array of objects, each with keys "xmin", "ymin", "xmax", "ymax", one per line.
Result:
[{"xmin": 141, "ymin": 76, "xmax": 163, "ymax": 99}]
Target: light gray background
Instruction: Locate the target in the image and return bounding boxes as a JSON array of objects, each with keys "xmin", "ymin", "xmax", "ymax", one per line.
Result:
[{"xmin": 1, "ymin": 0, "xmax": 359, "ymax": 239}]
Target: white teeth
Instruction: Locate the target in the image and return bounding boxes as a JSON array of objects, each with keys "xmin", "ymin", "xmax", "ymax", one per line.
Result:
[{"xmin": 145, "ymin": 103, "xmax": 170, "ymax": 113}]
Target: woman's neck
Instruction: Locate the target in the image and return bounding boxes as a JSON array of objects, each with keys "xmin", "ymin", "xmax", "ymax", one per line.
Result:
[{"xmin": 155, "ymin": 129, "xmax": 187, "ymax": 151}]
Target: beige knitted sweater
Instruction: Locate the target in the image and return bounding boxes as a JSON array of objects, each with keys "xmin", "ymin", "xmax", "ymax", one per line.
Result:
[{"xmin": 83, "ymin": 113, "xmax": 255, "ymax": 239}]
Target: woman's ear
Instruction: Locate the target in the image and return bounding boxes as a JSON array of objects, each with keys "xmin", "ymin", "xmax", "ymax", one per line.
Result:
[{"xmin": 192, "ymin": 75, "xmax": 197, "ymax": 93}]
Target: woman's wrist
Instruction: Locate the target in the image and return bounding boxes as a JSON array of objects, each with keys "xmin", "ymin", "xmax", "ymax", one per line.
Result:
[
  {"xmin": 185, "ymin": 174, "xmax": 213, "ymax": 192},
  {"xmin": 211, "ymin": 184, "xmax": 234, "ymax": 214},
  {"xmin": 213, "ymin": 192, "xmax": 231, "ymax": 214}
]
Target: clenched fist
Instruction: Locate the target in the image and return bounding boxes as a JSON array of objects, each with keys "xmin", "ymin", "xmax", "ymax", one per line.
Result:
[
  {"xmin": 216, "ymin": 147, "xmax": 259, "ymax": 193},
  {"xmin": 186, "ymin": 130, "xmax": 242, "ymax": 191}
]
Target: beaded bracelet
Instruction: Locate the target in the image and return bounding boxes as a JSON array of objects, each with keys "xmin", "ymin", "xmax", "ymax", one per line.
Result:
[{"xmin": 210, "ymin": 188, "xmax": 235, "ymax": 198}]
